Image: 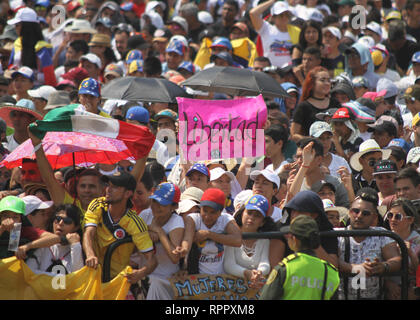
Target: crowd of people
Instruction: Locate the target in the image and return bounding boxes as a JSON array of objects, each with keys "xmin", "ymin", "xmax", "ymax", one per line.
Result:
[{"xmin": 0, "ymin": 0, "xmax": 419, "ymax": 300}]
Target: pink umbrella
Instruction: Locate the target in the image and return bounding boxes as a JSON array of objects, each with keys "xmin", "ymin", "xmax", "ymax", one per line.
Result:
[{"xmin": 0, "ymin": 131, "xmax": 135, "ymax": 169}]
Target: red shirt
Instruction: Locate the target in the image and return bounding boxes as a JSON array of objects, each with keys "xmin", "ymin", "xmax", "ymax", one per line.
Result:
[
  {"xmin": 21, "ymin": 226, "xmax": 45, "ymax": 242},
  {"xmin": 132, "ymin": 1, "xmax": 145, "ymax": 18}
]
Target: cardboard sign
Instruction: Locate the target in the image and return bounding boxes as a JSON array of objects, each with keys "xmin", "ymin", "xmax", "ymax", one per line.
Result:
[
  {"xmin": 177, "ymin": 95, "xmax": 267, "ymax": 162},
  {"xmin": 169, "ymin": 273, "xmax": 261, "ymax": 300}
]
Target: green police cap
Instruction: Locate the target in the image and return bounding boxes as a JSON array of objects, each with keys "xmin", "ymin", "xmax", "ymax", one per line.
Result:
[
  {"xmin": 280, "ymin": 215, "xmax": 319, "ymax": 240},
  {"xmin": 0, "ymin": 196, "xmax": 26, "ymax": 215}
]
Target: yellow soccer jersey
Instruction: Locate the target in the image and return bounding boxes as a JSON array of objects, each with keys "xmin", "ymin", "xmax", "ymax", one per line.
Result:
[{"xmin": 84, "ymin": 197, "xmax": 154, "ymax": 278}]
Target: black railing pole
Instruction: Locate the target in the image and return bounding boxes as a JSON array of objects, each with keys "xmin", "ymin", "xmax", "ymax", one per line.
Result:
[
  {"xmin": 243, "ymin": 229, "xmax": 409, "ymax": 300},
  {"xmin": 102, "ymin": 236, "xmax": 132, "ymax": 283}
]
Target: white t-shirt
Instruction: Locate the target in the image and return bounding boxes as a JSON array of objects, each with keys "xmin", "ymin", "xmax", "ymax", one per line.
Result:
[
  {"xmin": 336, "ymin": 226, "xmax": 393, "ymax": 300},
  {"xmin": 6, "ymin": 135, "xmax": 20, "ymax": 152},
  {"xmin": 328, "ymin": 153, "xmax": 351, "ymax": 179},
  {"xmin": 271, "ymin": 206, "xmax": 285, "ymax": 223},
  {"xmin": 140, "ymin": 210, "xmax": 184, "ymax": 279},
  {"xmin": 265, "ymin": 160, "xmax": 289, "ymax": 175},
  {"xmin": 258, "ymin": 20, "xmax": 293, "ymax": 67},
  {"xmin": 187, "ymin": 212, "xmax": 235, "ymax": 275}
]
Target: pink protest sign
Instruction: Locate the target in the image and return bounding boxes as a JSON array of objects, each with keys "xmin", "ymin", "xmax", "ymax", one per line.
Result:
[{"xmin": 177, "ymin": 95, "xmax": 267, "ymax": 162}]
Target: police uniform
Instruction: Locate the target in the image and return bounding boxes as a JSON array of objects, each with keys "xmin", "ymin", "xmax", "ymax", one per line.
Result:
[
  {"xmin": 260, "ymin": 215, "xmax": 340, "ymax": 300},
  {"xmin": 260, "ymin": 251, "xmax": 339, "ymax": 300}
]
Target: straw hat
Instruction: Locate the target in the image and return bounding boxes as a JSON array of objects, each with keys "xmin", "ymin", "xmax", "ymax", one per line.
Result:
[
  {"xmin": 349, "ymin": 139, "xmax": 391, "ymax": 172},
  {"xmin": 88, "ymin": 33, "xmax": 111, "ymax": 47}
]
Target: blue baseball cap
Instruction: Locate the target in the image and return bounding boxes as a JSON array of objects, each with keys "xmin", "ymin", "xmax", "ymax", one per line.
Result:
[
  {"xmin": 126, "ymin": 106, "xmax": 149, "ymax": 124},
  {"xmin": 177, "ymin": 61, "xmax": 196, "ymax": 74},
  {"xmin": 245, "ymin": 194, "xmax": 269, "ymax": 217},
  {"xmin": 210, "ymin": 52, "xmax": 233, "ymax": 65},
  {"xmin": 36, "ymin": 0, "xmax": 49, "ymax": 7},
  {"xmin": 149, "ymin": 182, "xmax": 181, "ymax": 205},
  {"xmin": 166, "ymin": 39, "xmax": 186, "ymax": 56},
  {"xmin": 186, "ymin": 163, "xmax": 210, "ymax": 178},
  {"xmin": 120, "ymin": 2, "xmax": 133, "ymax": 11},
  {"xmin": 387, "ymin": 138, "xmax": 411, "ymax": 154},
  {"xmin": 125, "ymin": 49, "xmax": 143, "ymax": 64},
  {"xmin": 78, "ymin": 78, "xmax": 101, "ymax": 97},
  {"xmin": 412, "ymin": 51, "xmax": 420, "ymax": 63},
  {"xmin": 210, "ymin": 37, "xmax": 232, "ymax": 51}
]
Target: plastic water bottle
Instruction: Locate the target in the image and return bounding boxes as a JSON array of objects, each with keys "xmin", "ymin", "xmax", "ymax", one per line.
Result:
[{"xmin": 8, "ymin": 223, "xmax": 21, "ymax": 252}]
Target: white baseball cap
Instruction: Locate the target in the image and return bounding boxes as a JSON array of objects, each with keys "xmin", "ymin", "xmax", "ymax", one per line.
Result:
[
  {"xmin": 309, "ymin": 121, "xmax": 332, "ymax": 138},
  {"xmin": 271, "ymin": 1, "xmax": 291, "ymax": 16},
  {"xmin": 323, "ymin": 26, "xmax": 342, "ymax": 40},
  {"xmin": 250, "ymin": 169, "xmax": 280, "ymax": 189},
  {"xmin": 80, "ymin": 53, "xmax": 102, "ymax": 69},
  {"xmin": 198, "ymin": 11, "xmax": 214, "ymax": 25},
  {"xmin": 210, "ymin": 167, "xmax": 235, "ymax": 182},
  {"xmin": 233, "ymin": 189, "xmax": 253, "ymax": 212},
  {"xmin": 8, "ymin": 7, "xmax": 39, "ymax": 25},
  {"xmin": 176, "ymin": 199, "xmax": 199, "ymax": 214},
  {"xmin": 28, "ymin": 85, "xmax": 57, "ymax": 101},
  {"xmin": 11, "ymin": 66, "xmax": 34, "ymax": 81},
  {"xmin": 407, "ymin": 147, "xmax": 420, "ymax": 164},
  {"xmin": 366, "ymin": 21, "xmax": 382, "ymax": 38},
  {"xmin": 22, "ymin": 195, "xmax": 53, "ymax": 216}
]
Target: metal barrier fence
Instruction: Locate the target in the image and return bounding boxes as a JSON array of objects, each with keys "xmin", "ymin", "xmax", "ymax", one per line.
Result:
[
  {"xmin": 0, "ymin": 230, "xmax": 412, "ymax": 299},
  {"xmin": 242, "ymin": 229, "xmax": 410, "ymax": 300}
]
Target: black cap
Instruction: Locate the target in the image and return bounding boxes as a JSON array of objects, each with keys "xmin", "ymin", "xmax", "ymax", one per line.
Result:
[
  {"xmin": 373, "ymin": 159, "xmax": 397, "ymax": 176},
  {"xmin": 100, "ymin": 171, "xmax": 137, "ymax": 191},
  {"xmin": 283, "ymin": 190, "xmax": 325, "ymax": 217},
  {"xmin": 127, "ymin": 35, "xmax": 151, "ymax": 50}
]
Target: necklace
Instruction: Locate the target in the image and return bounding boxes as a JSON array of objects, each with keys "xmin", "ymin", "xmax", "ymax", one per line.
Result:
[
  {"xmin": 242, "ymin": 241, "xmax": 256, "ymax": 257},
  {"xmin": 311, "ymin": 95, "xmax": 326, "ymax": 101}
]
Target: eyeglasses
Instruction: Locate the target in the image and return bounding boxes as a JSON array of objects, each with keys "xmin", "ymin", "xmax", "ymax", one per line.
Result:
[
  {"xmin": 368, "ymin": 159, "xmax": 379, "ymax": 167},
  {"xmin": 385, "ymin": 212, "xmax": 410, "ymax": 221},
  {"xmin": 350, "ymin": 207, "xmax": 372, "ymax": 217},
  {"xmin": 54, "ymin": 216, "xmax": 74, "ymax": 225}
]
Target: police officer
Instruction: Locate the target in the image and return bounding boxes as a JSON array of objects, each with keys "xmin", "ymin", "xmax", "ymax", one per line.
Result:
[{"xmin": 260, "ymin": 215, "xmax": 340, "ymax": 300}]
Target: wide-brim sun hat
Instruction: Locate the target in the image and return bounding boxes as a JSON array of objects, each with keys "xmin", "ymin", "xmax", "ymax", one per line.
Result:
[
  {"xmin": 349, "ymin": 139, "xmax": 391, "ymax": 172},
  {"xmin": 0, "ymin": 99, "xmax": 43, "ymax": 127}
]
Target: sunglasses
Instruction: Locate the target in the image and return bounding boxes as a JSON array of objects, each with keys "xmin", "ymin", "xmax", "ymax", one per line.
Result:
[
  {"xmin": 350, "ymin": 207, "xmax": 372, "ymax": 217},
  {"xmin": 54, "ymin": 216, "xmax": 74, "ymax": 225},
  {"xmin": 385, "ymin": 212, "xmax": 410, "ymax": 221},
  {"xmin": 368, "ymin": 159, "xmax": 379, "ymax": 167}
]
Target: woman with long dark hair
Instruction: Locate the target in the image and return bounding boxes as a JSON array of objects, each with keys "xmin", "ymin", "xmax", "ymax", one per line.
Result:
[
  {"xmin": 290, "ymin": 66, "xmax": 341, "ymax": 142},
  {"xmin": 8, "ymin": 8, "xmax": 56, "ymax": 86},
  {"xmin": 291, "ymin": 20, "xmax": 323, "ymax": 66}
]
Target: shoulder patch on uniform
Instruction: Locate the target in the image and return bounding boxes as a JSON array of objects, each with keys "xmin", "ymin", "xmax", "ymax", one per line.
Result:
[
  {"xmin": 266, "ymin": 268, "xmax": 278, "ymax": 285},
  {"xmin": 285, "ymin": 253, "xmax": 299, "ymax": 262}
]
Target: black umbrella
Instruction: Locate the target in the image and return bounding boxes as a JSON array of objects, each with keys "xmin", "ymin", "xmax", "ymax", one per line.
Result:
[
  {"xmin": 101, "ymin": 76, "xmax": 189, "ymax": 103},
  {"xmin": 181, "ymin": 66, "xmax": 290, "ymax": 98}
]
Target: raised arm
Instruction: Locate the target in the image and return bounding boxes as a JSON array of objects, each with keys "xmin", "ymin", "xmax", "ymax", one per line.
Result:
[
  {"xmin": 28, "ymin": 128, "xmax": 66, "ymax": 206},
  {"xmin": 249, "ymin": 0, "xmax": 276, "ymax": 32}
]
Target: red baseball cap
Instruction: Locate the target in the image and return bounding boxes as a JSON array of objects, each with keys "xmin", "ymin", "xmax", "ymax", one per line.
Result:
[
  {"xmin": 331, "ymin": 107, "xmax": 352, "ymax": 122},
  {"xmin": 61, "ymin": 67, "xmax": 89, "ymax": 84},
  {"xmin": 200, "ymin": 188, "xmax": 226, "ymax": 211}
]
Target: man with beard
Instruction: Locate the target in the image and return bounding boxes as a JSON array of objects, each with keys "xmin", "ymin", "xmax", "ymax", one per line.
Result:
[{"xmin": 83, "ymin": 171, "xmax": 157, "ymax": 281}]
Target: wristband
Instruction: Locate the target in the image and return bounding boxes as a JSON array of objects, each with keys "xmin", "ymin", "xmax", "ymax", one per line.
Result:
[
  {"xmin": 301, "ymin": 164, "xmax": 310, "ymax": 169},
  {"xmin": 383, "ymin": 262, "xmax": 390, "ymax": 274}
]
